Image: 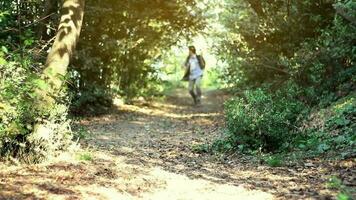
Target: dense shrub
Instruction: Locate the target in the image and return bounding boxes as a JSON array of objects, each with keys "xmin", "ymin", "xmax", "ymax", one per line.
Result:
[
  {"xmin": 0, "ymin": 52, "xmax": 36, "ymax": 152},
  {"xmin": 0, "ymin": 50, "xmax": 73, "ymax": 162},
  {"xmin": 296, "ymin": 93, "xmax": 356, "ymax": 156},
  {"xmin": 224, "ymin": 85, "xmax": 305, "ymax": 152},
  {"xmin": 0, "ymin": 1, "xmax": 76, "ymax": 162},
  {"xmin": 70, "ymin": 85, "xmax": 113, "ymax": 116},
  {"xmin": 213, "ymin": 0, "xmax": 355, "ymax": 157}
]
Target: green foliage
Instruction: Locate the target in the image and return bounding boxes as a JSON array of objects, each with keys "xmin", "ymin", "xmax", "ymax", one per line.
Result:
[
  {"xmin": 0, "ymin": 1, "xmax": 73, "ymax": 162},
  {"xmin": 217, "ymin": 89, "xmax": 355, "ymax": 157},
  {"xmin": 191, "ymin": 143, "xmax": 210, "ymax": 153},
  {"xmin": 77, "ymin": 152, "xmax": 93, "ymax": 161},
  {"xmin": 327, "ymin": 176, "xmax": 355, "ymax": 200},
  {"xmin": 216, "ymin": 0, "xmax": 355, "ymax": 99},
  {"xmin": 210, "ymin": 138, "xmax": 235, "ymax": 153},
  {"xmin": 224, "ymin": 85, "xmax": 305, "ymax": 152},
  {"xmin": 72, "ymin": 125, "xmax": 91, "ymax": 141},
  {"xmin": 217, "ymin": 0, "xmax": 336, "ymax": 89},
  {"xmin": 0, "ymin": 50, "xmax": 73, "ymax": 162},
  {"xmin": 70, "ymin": 0, "xmax": 206, "ymax": 108},
  {"xmin": 70, "ymin": 85, "xmax": 113, "ymax": 116},
  {"xmin": 327, "ymin": 96, "xmax": 355, "ymax": 132},
  {"xmin": 212, "ymin": 0, "xmax": 355, "ymax": 162},
  {"xmin": 263, "ymin": 155, "xmax": 283, "ymax": 167},
  {"xmin": 296, "ymin": 93, "xmax": 356, "ymax": 157},
  {"xmin": 0, "ymin": 47, "xmax": 35, "ymax": 156},
  {"xmin": 202, "ymin": 67, "xmax": 223, "ymax": 89}
]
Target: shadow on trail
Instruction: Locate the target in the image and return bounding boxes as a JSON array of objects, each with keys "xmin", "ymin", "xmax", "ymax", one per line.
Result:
[
  {"xmin": 0, "ymin": 89, "xmax": 340, "ymax": 199},
  {"xmin": 80, "ymin": 88, "xmax": 337, "ymax": 199},
  {"xmin": 0, "ymin": 156, "xmax": 151, "ymax": 199}
]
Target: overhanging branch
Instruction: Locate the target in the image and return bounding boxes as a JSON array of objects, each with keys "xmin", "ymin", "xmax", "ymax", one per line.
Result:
[{"xmin": 334, "ymin": 4, "xmax": 356, "ymax": 26}]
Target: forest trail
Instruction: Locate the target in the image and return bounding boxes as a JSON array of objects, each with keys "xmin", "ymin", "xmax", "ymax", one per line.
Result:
[{"xmin": 0, "ymin": 89, "xmax": 348, "ymax": 200}]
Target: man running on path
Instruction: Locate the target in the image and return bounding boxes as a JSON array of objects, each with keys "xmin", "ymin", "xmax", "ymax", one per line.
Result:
[{"xmin": 182, "ymin": 46, "xmax": 206, "ymax": 105}]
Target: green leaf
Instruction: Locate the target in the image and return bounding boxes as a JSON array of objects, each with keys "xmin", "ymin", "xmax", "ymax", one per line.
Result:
[
  {"xmin": 0, "ymin": 57, "xmax": 7, "ymax": 65},
  {"xmin": 337, "ymin": 193, "xmax": 350, "ymax": 200},
  {"xmin": 24, "ymin": 39, "xmax": 34, "ymax": 47},
  {"xmin": 34, "ymin": 79, "xmax": 49, "ymax": 90},
  {"xmin": 335, "ymin": 136, "xmax": 346, "ymax": 144},
  {"xmin": 1, "ymin": 46, "xmax": 8, "ymax": 54},
  {"xmin": 327, "ymin": 176, "xmax": 342, "ymax": 189},
  {"xmin": 317, "ymin": 143, "xmax": 330, "ymax": 153}
]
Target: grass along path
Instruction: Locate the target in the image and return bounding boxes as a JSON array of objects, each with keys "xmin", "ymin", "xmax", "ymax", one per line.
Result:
[{"xmin": 0, "ymin": 89, "xmax": 351, "ymax": 199}]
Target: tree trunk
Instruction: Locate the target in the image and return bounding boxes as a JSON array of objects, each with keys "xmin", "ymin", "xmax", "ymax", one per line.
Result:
[
  {"xmin": 44, "ymin": 0, "xmax": 85, "ymax": 90},
  {"xmin": 33, "ymin": 0, "xmax": 85, "ymax": 139}
]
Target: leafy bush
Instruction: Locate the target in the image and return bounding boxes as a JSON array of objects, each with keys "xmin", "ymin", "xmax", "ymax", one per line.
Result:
[
  {"xmin": 296, "ymin": 93, "xmax": 356, "ymax": 157},
  {"xmin": 327, "ymin": 176, "xmax": 355, "ymax": 200},
  {"xmin": 263, "ymin": 155, "xmax": 284, "ymax": 167},
  {"xmin": 0, "ymin": 2, "xmax": 76, "ymax": 162},
  {"xmin": 0, "ymin": 48, "xmax": 73, "ymax": 162},
  {"xmin": 0, "ymin": 49, "xmax": 36, "ymax": 157},
  {"xmin": 70, "ymin": 85, "xmax": 113, "ymax": 116},
  {"xmin": 224, "ymin": 85, "xmax": 305, "ymax": 152},
  {"xmin": 212, "ymin": 0, "xmax": 355, "ymax": 160}
]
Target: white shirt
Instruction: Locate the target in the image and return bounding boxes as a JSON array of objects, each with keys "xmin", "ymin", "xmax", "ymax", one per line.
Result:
[{"xmin": 187, "ymin": 55, "xmax": 203, "ymax": 80}]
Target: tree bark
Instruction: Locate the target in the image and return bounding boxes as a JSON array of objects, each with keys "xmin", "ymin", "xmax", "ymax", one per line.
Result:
[
  {"xmin": 44, "ymin": 0, "xmax": 85, "ymax": 89},
  {"xmin": 33, "ymin": 0, "xmax": 85, "ymax": 139}
]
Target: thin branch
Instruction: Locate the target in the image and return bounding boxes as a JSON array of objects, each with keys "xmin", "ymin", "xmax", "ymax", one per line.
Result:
[
  {"xmin": 37, "ymin": 36, "xmax": 56, "ymax": 53},
  {"xmin": 0, "ymin": 28, "xmax": 20, "ymax": 33},
  {"xmin": 334, "ymin": 4, "xmax": 356, "ymax": 26},
  {"xmin": 24, "ymin": 13, "xmax": 57, "ymax": 28},
  {"xmin": 259, "ymin": 55, "xmax": 290, "ymax": 75},
  {"xmin": 0, "ymin": 13, "xmax": 57, "ymax": 33},
  {"xmin": 259, "ymin": 63, "xmax": 290, "ymax": 75}
]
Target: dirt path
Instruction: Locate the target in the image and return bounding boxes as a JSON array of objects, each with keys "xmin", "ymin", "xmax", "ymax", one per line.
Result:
[{"xmin": 0, "ymin": 89, "xmax": 351, "ymax": 200}]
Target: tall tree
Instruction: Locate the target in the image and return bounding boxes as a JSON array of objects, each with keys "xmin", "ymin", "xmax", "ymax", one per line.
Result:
[{"xmin": 33, "ymin": 0, "xmax": 85, "ymax": 137}]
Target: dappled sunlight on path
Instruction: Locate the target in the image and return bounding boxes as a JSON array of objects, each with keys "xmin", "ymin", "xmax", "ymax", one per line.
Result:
[
  {"xmin": 140, "ymin": 167, "xmax": 273, "ymax": 200},
  {"xmin": 0, "ymin": 89, "xmax": 342, "ymax": 199},
  {"xmin": 0, "ymin": 149, "xmax": 273, "ymax": 200}
]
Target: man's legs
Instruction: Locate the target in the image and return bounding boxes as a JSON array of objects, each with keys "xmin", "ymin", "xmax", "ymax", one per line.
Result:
[
  {"xmin": 188, "ymin": 79, "xmax": 197, "ymax": 104},
  {"xmin": 195, "ymin": 76, "xmax": 202, "ymax": 104}
]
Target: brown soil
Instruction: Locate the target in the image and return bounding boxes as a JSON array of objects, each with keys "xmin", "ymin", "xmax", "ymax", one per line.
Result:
[{"xmin": 0, "ymin": 89, "xmax": 354, "ymax": 200}]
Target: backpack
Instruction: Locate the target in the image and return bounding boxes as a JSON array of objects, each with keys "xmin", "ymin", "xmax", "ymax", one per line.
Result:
[
  {"xmin": 182, "ymin": 55, "xmax": 206, "ymax": 81},
  {"xmin": 184, "ymin": 55, "xmax": 206, "ymax": 70},
  {"xmin": 197, "ymin": 55, "xmax": 206, "ymax": 70}
]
